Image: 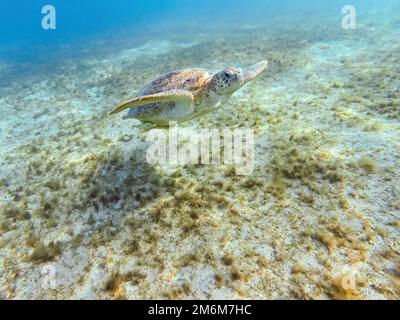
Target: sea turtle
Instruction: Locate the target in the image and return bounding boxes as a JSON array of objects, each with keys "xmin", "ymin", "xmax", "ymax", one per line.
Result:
[{"xmin": 109, "ymin": 60, "xmax": 268, "ymax": 127}]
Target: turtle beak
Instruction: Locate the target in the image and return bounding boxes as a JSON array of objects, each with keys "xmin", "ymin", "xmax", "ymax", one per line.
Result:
[{"xmin": 242, "ymin": 60, "xmax": 268, "ymax": 85}]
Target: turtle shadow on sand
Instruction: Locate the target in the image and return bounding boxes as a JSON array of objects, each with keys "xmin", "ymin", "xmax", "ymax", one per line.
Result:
[{"xmin": 81, "ymin": 145, "xmax": 163, "ymax": 214}]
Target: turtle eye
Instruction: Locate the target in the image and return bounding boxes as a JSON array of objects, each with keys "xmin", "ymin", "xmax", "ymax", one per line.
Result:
[{"xmin": 223, "ymin": 71, "xmax": 231, "ymax": 78}]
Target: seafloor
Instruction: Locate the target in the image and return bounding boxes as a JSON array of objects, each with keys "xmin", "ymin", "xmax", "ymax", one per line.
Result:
[{"xmin": 0, "ymin": 11, "xmax": 399, "ymax": 299}]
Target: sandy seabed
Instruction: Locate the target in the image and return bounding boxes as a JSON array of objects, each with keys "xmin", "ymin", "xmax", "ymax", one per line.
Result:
[{"xmin": 0, "ymin": 12, "xmax": 399, "ymax": 299}]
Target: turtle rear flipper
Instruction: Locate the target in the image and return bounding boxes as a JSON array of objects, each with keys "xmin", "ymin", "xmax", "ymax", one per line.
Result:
[{"xmin": 109, "ymin": 89, "xmax": 194, "ymax": 115}]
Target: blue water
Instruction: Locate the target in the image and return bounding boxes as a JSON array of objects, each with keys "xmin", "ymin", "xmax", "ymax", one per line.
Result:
[
  {"xmin": 1, "ymin": 1, "xmax": 398, "ymax": 56},
  {"xmin": 0, "ymin": 0, "xmax": 398, "ymax": 88}
]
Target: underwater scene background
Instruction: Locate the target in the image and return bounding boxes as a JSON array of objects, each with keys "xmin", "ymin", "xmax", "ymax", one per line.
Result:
[{"xmin": 0, "ymin": 0, "xmax": 399, "ymax": 299}]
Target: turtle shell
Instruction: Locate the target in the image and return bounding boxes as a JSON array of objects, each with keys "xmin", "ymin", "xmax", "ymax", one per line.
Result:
[{"xmin": 137, "ymin": 69, "xmax": 210, "ymax": 96}]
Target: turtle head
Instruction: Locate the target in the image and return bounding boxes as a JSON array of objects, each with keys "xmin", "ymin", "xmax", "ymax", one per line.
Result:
[
  {"xmin": 212, "ymin": 60, "xmax": 268, "ymax": 95},
  {"xmin": 212, "ymin": 67, "xmax": 244, "ymax": 95}
]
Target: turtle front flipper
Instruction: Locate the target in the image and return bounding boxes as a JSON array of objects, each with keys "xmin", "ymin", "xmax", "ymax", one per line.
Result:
[
  {"xmin": 242, "ymin": 60, "xmax": 268, "ymax": 84},
  {"xmin": 109, "ymin": 89, "xmax": 194, "ymax": 115}
]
